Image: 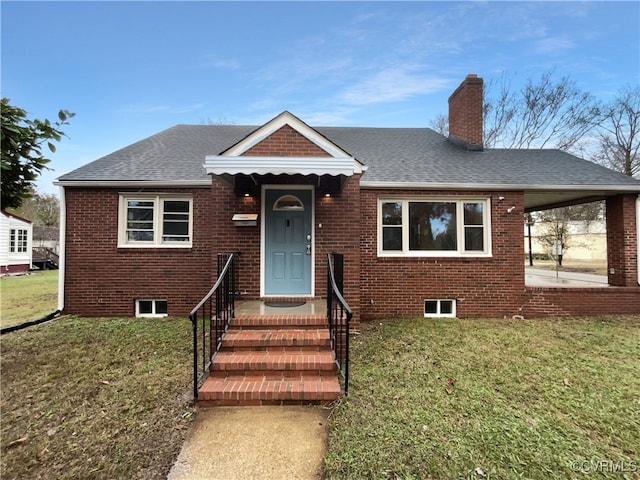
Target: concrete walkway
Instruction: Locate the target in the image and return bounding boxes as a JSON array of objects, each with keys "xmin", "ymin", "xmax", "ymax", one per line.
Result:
[
  {"xmin": 167, "ymin": 406, "xmax": 329, "ymax": 480},
  {"xmin": 525, "ymin": 267, "xmax": 608, "ymax": 287}
]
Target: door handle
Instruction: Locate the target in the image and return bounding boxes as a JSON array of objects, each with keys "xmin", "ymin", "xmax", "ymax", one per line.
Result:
[{"xmin": 306, "ymin": 244, "xmax": 311, "ymax": 255}]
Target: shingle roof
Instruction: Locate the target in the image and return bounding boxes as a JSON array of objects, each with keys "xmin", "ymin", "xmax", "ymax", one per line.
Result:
[
  {"xmin": 58, "ymin": 124, "xmax": 640, "ymax": 191},
  {"xmin": 58, "ymin": 125, "xmax": 255, "ymax": 183}
]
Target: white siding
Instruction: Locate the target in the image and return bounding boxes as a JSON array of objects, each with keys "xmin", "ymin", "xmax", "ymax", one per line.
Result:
[{"xmin": 1, "ymin": 212, "xmax": 33, "ymax": 272}]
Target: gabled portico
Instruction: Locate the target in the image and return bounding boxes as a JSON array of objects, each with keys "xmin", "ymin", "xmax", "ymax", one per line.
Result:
[{"xmin": 203, "ymin": 111, "xmax": 365, "ymax": 300}]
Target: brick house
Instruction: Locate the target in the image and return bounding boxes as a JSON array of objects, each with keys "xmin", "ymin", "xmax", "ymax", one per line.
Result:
[{"xmin": 56, "ymin": 75, "xmax": 640, "ymax": 322}]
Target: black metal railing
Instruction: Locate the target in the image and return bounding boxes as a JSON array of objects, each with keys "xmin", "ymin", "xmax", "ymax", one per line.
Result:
[
  {"xmin": 326, "ymin": 252, "xmax": 352, "ymax": 395},
  {"xmin": 189, "ymin": 252, "xmax": 239, "ymax": 400}
]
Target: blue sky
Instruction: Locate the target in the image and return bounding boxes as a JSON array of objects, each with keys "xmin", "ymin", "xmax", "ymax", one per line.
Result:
[{"xmin": 2, "ymin": 1, "xmax": 639, "ymax": 195}]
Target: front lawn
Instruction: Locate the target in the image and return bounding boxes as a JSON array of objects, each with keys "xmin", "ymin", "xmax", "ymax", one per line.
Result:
[
  {"xmin": 0, "ymin": 315, "xmax": 194, "ymax": 480},
  {"xmin": 325, "ymin": 315, "xmax": 640, "ymax": 479},
  {"xmin": 0, "ymin": 270, "xmax": 59, "ymax": 327},
  {"xmin": 2, "ymin": 314, "xmax": 638, "ymax": 479}
]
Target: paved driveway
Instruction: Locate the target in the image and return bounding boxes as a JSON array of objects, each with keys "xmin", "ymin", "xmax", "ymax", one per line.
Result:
[{"xmin": 525, "ymin": 268, "xmax": 608, "ymax": 287}]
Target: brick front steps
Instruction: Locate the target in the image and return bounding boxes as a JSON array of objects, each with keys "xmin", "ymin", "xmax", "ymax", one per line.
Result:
[{"xmin": 197, "ymin": 313, "xmax": 342, "ymax": 407}]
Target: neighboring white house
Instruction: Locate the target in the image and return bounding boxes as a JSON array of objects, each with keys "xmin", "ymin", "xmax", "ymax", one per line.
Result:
[{"xmin": 1, "ymin": 210, "xmax": 33, "ymax": 275}]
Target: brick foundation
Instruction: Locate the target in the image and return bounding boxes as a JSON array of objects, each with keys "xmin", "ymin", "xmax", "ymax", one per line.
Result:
[
  {"xmin": 1, "ymin": 264, "xmax": 30, "ymax": 275},
  {"xmin": 522, "ymin": 286, "xmax": 640, "ymax": 317}
]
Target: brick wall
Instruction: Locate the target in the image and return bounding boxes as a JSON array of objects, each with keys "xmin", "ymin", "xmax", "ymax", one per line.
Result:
[
  {"xmin": 359, "ymin": 189, "xmax": 526, "ymax": 319},
  {"xmin": 209, "ymin": 178, "xmax": 261, "ymax": 295},
  {"xmin": 208, "ymin": 132, "xmax": 362, "ymax": 325},
  {"xmin": 243, "ymin": 125, "xmax": 329, "ymax": 157},
  {"xmin": 522, "ymin": 286, "xmax": 640, "ymax": 317},
  {"xmin": 606, "ymin": 194, "xmax": 638, "ymax": 287},
  {"xmin": 315, "ymin": 175, "xmax": 361, "ymax": 326},
  {"xmin": 359, "ymin": 188, "xmax": 639, "ymax": 319},
  {"xmin": 63, "ymin": 137, "xmax": 638, "ymax": 320},
  {"xmin": 63, "ymin": 187, "xmax": 213, "ymax": 317},
  {"xmin": 64, "ymin": 182, "xmax": 639, "ymax": 319},
  {"xmin": 448, "ymin": 74, "xmax": 484, "ymax": 150}
]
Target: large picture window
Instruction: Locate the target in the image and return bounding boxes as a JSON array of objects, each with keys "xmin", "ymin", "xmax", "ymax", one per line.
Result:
[
  {"xmin": 119, "ymin": 195, "xmax": 192, "ymax": 247},
  {"xmin": 379, "ymin": 198, "xmax": 491, "ymax": 256}
]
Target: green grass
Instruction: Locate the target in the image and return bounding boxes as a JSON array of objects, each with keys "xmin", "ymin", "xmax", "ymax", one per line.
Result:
[
  {"xmin": 325, "ymin": 316, "xmax": 640, "ymax": 479},
  {"xmin": 0, "ymin": 315, "xmax": 194, "ymax": 480},
  {"xmin": 3, "ymin": 311, "xmax": 638, "ymax": 479},
  {"xmin": 0, "ymin": 270, "xmax": 59, "ymax": 327}
]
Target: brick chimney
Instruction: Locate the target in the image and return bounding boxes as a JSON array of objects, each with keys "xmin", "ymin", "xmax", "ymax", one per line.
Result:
[{"xmin": 448, "ymin": 74, "xmax": 483, "ymax": 151}]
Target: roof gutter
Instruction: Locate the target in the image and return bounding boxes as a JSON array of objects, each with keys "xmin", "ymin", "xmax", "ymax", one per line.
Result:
[
  {"xmin": 53, "ymin": 180, "xmax": 211, "ymax": 188},
  {"xmin": 637, "ymin": 196, "xmax": 640, "ymax": 286},
  {"xmin": 360, "ymin": 181, "xmax": 640, "ymax": 192},
  {"xmin": 57, "ymin": 185, "xmax": 66, "ymax": 312}
]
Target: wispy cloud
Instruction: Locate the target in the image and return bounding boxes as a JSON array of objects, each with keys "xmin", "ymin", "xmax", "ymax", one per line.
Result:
[
  {"xmin": 532, "ymin": 36, "xmax": 577, "ymax": 56},
  {"xmin": 251, "ymin": 39, "xmax": 353, "ymax": 89},
  {"xmin": 337, "ymin": 66, "xmax": 451, "ymax": 106},
  {"xmin": 298, "ymin": 107, "xmax": 358, "ymax": 126},
  {"xmin": 199, "ymin": 55, "xmax": 241, "ymax": 70}
]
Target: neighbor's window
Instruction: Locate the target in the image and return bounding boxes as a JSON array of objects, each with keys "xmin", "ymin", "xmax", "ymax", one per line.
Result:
[
  {"xmin": 9, "ymin": 229, "xmax": 28, "ymax": 253},
  {"xmin": 136, "ymin": 299, "xmax": 168, "ymax": 317},
  {"xmin": 378, "ymin": 198, "xmax": 491, "ymax": 256},
  {"xmin": 424, "ymin": 299, "xmax": 456, "ymax": 318},
  {"xmin": 119, "ymin": 195, "xmax": 192, "ymax": 247}
]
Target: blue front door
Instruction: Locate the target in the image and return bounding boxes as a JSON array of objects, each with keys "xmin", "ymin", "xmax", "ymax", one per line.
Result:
[{"xmin": 264, "ymin": 188, "xmax": 312, "ymax": 295}]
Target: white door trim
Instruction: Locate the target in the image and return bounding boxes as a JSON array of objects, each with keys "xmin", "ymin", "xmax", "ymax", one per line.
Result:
[{"xmin": 261, "ymin": 184, "xmax": 315, "ymax": 297}]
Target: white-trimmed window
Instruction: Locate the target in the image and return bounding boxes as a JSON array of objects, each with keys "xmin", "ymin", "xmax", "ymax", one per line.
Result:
[
  {"xmin": 424, "ymin": 299, "xmax": 456, "ymax": 318},
  {"xmin": 9, "ymin": 229, "xmax": 28, "ymax": 253},
  {"xmin": 379, "ymin": 198, "xmax": 491, "ymax": 256},
  {"xmin": 119, "ymin": 195, "xmax": 192, "ymax": 247},
  {"xmin": 135, "ymin": 299, "xmax": 168, "ymax": 317}
]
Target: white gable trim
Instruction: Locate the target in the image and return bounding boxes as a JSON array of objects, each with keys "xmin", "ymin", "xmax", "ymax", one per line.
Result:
[
  {"xmin": 208, "ymin": 111, "xmax": 365, "ymax": 177},
  {"xmin": 222, "ymin": 111, "xmax": 352, "ymax": 159}
]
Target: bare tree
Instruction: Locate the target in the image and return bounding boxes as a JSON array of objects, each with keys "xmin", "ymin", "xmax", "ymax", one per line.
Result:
[
  {"xmin": 430, "ymin": 71, "xmax": 607, "ymax": 224},
  {"xmin": 429, "ymin": 113, "xmax": 448, "ymax": 136},
  {"xmin": 200, "ymin": 117, "xmax": 236, "ymax": 125},
  {"xmin": 536, "ymin": 209, "xmax": 570, "ymax": 266},
  {"xmin": 482, "ymin": 71, "xmax": 518, "ymax": 148},
  {"xmin": 594, "ymin": 85, "xmax": 640, "ymax": 177},
  {"xmin": 430, "ymin": 70, "xmax": 603, "ymax": 153},
  {"xmin": 483, "ymin": 70, "xmax": 603, "ymax": 150}
]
